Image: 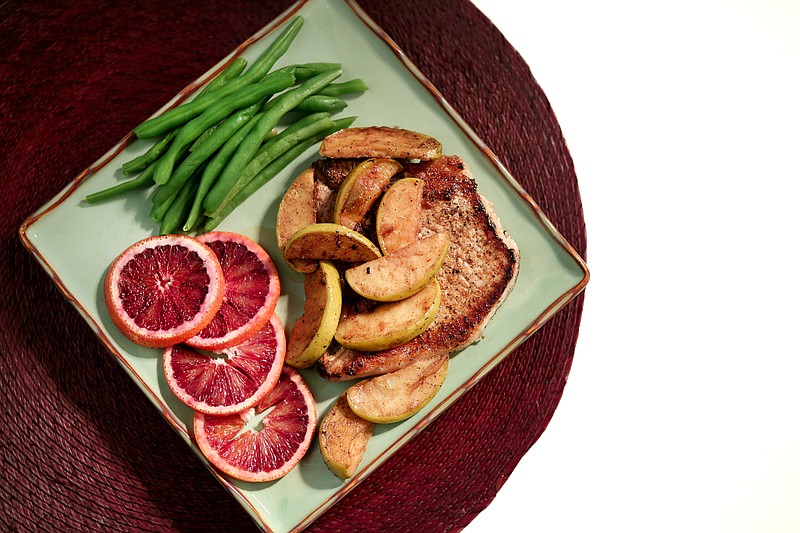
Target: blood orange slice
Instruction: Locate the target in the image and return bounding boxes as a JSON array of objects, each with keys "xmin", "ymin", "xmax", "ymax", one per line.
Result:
[
  {"xmin": 194, "ymin": 366, "xmax": 317, "ymax": 482},
  {"xmin": 104, "ymin": 234, "xmax": 225, "ymax": 348},
  {"xmin": 164, "ymin": 314, "xmax": 286, "ymax": 415},
  {"xmin": 186, "ymin": 232, "xmax": 280, "ymax": 351}
]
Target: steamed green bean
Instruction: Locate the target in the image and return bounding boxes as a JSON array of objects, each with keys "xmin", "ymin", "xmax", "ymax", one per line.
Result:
[
  {"xmin": 203, "ymin": 67, "xmax": 342, "ymax": 217},
  {"xmin": 203, "ymin": 116, "xmax": 357, "ymax": 231},
  {"xmin": 134, "ymin": 16, "xmax": 304, "ymax": 139},
  {"xmin": 85, "ymin": 163, "xmax": 156, "ymax": 203},
  {"xmin": 153, "ymin": 70, "xmax": 294, "ymax": 185}
]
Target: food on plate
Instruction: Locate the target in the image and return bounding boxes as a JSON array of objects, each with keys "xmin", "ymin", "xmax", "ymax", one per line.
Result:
[
  {"xmin": 320, "ymin": 126, "xmax": 442, "ymax": 160},
  {"xmin": 283, "ymin": 223, "xmax": 382, "ymax": 264},
  {"xmin": 315, "ymin": 152, "xmax": 519, "ymax": 380},
  {"xmin": 151, "ymin": 70, "xmax": 297, "ymax": 188},
  {"xmin": 164, "ymin": 109, "xmax": 337, "ymax": 233},
  {"xmin": 85, "ymin": 15, "xmax": 367, "ymax": 236},
  {"xmin": 333, "ymin": 158, "xmax": 403, "ymax": 230},
  {"xmin": 285, "ymin": 261, "xmax": 343, "ymax": 369},
  {"xmin": 186, "ymin": 232, "xmax": 280, "ymax": 351},
  {"xmin": 103, "ymin": 230, "xmax": 322, "ymax": 483},
  {"xmin": 103, "ymin": 234, "xmax": 225, "ymax": 348},
  {"xmin": 201, "ymin": 68, "xmax": 344, "ymax": 217},
  {"xmin": 375, "ymin": 177, "xmax": 424, "ymax": 254},
  {"xmin": 345, "ymin": 354, "xmax": 449, "ymax": 424},
  {"xmin": 93, "ymin": 10, "xmax": 522, "ymax": 487},
  {"xmin": 344, "ymin": 232, "xmax": 449, "ymax": 302},
  {"xmin": 335, "ymin": 279, "xmax": 442, "ymax": 352},
  {"xmin": 272, "ymin": 122, "xmax": 519, "ymax": 476},
  {"xmin": 316, "ymin": 78, "xmax": 369, "ymax": 98},
  {"xmin": 276, "ymin": 167, "xmax": 316, "ymax": 273},
  {"xmin": 164, "ymin": 314, "xmax": 285, "ymax": 415},
  {"xmin": 318, "ymin": 394, "xmax": 375, "ymax": 479},
  {"xmin": 201, "ymin": 116, "xmax": 356, "ymax": 233},
  {"xmin": 194, "ymin": 366, "xmax": 316, "ymax": 483}
]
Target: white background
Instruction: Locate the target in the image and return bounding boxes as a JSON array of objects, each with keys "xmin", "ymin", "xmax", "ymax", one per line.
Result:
[{"xmin": 467, "ymin": 1, "xmax": 800, "ymax": 532}]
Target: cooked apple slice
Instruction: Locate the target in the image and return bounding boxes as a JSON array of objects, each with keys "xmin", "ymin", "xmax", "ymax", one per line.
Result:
[
  {"xmin": 318, "ymin": 393, "xmax": 375, "ymax": 479},
  {"xmin": 316, "ymin": 343, "xmax": 446, "ymax": 382},
  {"xmin": 335, "ymin": 279, "xmax": 441, "ymax": 352},
  {"xmin": 346, "ymin": 354, "xmax": 448, "ymax": 424},
  {"xmin": 276, "ymin": 167, "xmax": 316, "ymax": 273},
  {"xmin": 376, "ymin": 177, "xmax": 424, "ymax": 254},
  {"xmin": 285, "ymin": 261, "xmax": 342, "ymax": 368},
  {"xmin": 334, "ymin": 158, "xmax": 402, "ymax": 230},
  {"xmin": 320, "ymin": 127, "xmax": 442, "ymax": 160},
  {"xmin": 345, "ymin": 233, "xmax": 449, "ymax": 302},
  {"xmin": 276, "ymin": 167, "xmax": 315, "ymax": 250},
  {"xmin": 284, "ymin": 223, "xmax": 381, "ymax": 264}
]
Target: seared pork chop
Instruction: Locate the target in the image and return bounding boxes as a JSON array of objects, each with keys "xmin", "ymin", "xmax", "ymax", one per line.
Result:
[{"xmin": 317, "ymin": 155, "xmax": 519, "ymax": 380}]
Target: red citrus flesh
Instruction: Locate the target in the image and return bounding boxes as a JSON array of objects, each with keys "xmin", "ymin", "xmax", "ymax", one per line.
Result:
[
  {"xmin": 187, "ymin": 232, "xmax": 280, "ymax": 351},
  {"xmin": 164, "ymin": 314, "xmax": 286, "ymax": 415},
  {"xmin": 194, "ymin": 366, "xmax": 317, "ymax": 482},
  {"xmin": 104, "ymin": 234, "xmax": 225, "ymax": 348}
]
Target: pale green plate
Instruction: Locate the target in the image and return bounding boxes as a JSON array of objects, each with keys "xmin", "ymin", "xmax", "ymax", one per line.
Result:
[{"xmin": 20, "ymin": 0, "xmax": 589, "ymax": 531}]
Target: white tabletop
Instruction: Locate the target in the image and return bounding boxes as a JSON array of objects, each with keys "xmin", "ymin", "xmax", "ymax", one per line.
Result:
[{"xmin": 467, "ymin": 1, "xmax": 800, "ymax": 531}]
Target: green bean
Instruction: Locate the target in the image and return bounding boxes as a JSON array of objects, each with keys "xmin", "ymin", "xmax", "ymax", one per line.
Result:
[
  {"xmin": 159, "ymin": 174, "xmax": 200, "ymax": 234},
  {"xmin": 122, "ymin": 130, "xmax": 177, "ymax": 175},
  {"xmin": 147, "ymin": 119, "xmax": 224, "ymax": 208},
  {"xmin": 266, "ymin": 63, "xmax": 342, "ymax": 83},
  {"xmin": 221, "ymin": 112, "xmax": 334, "ymax": 202},
  {"xmin": 189, "ymin": 119, "xmax": 227, "ymax": 152},
  {"xmin": 317, "ymin": 79, "xmax": 368, "ymax": 97},
  {"xmin": 294, "ymin": 95, "xmax": 347, "ymax": 113},
  {"xmin": 150, "ymin": 144, "xmax": 211, "ymax": 221},
  {"xmin": 134, "ymin": 16, "xmax": 304, "ymax": 139},
  {"xmin": 257, "ymin": 112, "xmax": 331, "ymax": 148},
  {"xmin": 182, "ymin": 110, "xmax": 265, "ymax": 231},
  {"xmin": 85, "ymin": 162, "xmax": 157, "ymax": 203},
  {"xmin": 153, "ymin": 70, "xmax": 295, "ymax": 185},
  {"xmin": 203, "ymin": 116, "xmax": 356, "ymax": 231},
  {"xmin": 120, "ymin": 62, "xmax": 248, "ymax": 174},
  {"xmin": 284, "ymin": 78, "xmax": 367, "ymax": 114},
  {"xmin": 203, "ymin": 67, "xmax": 342, "ymax": 217},
  {"xmin": 150, "ymin": 186, "xmax": 178, "ymax": 221},
  {"xmin": 186, "ymin": 214, "xmax": 208, "ymax": 234},
  {"xmin": 152, "ymin": 102, "xmax": 261, "ymax": 205},
  {"xmin": 196, "ymin": 57, "xmax": 247, "ymax": 98},
  {"xmin": 294, "ymin": 62, "xmax": 343, "ymax": 81}
]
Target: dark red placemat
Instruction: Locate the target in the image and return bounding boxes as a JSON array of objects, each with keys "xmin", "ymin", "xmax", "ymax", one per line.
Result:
[{"xmin": 1, "ymin": 1, "xmax": 587, "ymax": 531}]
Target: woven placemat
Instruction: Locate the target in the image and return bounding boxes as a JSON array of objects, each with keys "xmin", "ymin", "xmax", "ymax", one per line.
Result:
[{"xmin": 1, "ymin": 0, "xmax": 587, "ymax": 531}]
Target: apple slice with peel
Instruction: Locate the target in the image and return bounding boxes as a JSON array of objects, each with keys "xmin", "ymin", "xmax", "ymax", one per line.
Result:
[
  {"xmin": 285, "ymin": 261, "xmax": 342, "ymax": 369},
  {"xmin": 376, "ymin": 177, "xmax": 424, "ymax": 254},
  {"xmin": 276, "ymin": 167, "xmax": 316, "ymax": 273},
  {"xmin": 318, "ymin": 393, "xmax": 375, "ymax": 479},
  {"xmin": 335, "ymin": 279, "xmax": 441, "ymax": 352},
  {"xmin": 320, "ymin": 126, "xmax": 442, "ymax": 160},
  {"xmin": 284, "ymin": 223, "xmax": 382, "ymax": 264},
  {"xmin": 334, "ymin": 158, "xmax": 402, "ymax": 230},
  {"xmin": 346, "ymin": 354, "xmax": 449, "ymax": 424},
  {"xmin": 345, "ymin": 233, "xmax": 449, "ymax": 302}
]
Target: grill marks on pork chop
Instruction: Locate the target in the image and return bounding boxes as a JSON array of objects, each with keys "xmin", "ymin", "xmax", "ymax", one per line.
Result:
[{"xmin": 316, "ymin": 155, "xmax": 519, "ymax": 380}]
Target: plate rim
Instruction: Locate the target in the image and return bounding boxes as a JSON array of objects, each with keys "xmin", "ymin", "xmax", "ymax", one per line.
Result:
[{"xmin": 18, "ymin": 0, "xmax": 589, "ymax": 530}]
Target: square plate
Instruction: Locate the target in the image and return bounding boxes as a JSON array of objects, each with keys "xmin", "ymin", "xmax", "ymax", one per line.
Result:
[{"xmin": 19, "ymin": 0, "xmax": 589, "ymax": 531}]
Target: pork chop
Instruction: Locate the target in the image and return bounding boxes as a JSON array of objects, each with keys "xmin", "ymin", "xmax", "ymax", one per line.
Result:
[{"xmin": 316, "ymin": 155, "xmax": 520, "ymax": 380}]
